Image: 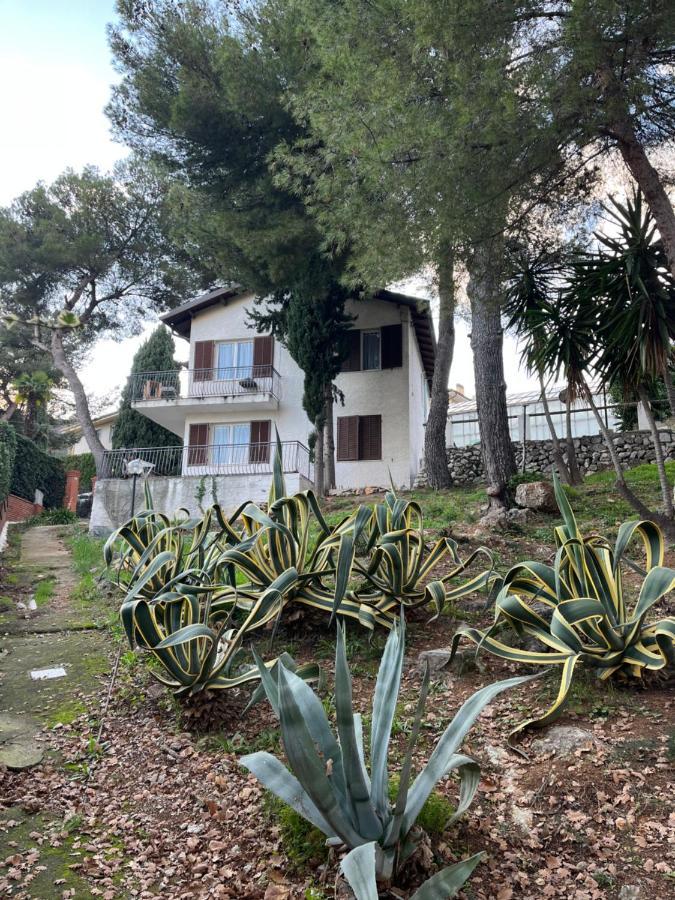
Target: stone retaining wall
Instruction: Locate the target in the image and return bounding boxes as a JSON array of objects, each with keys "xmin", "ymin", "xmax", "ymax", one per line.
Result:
[{"xmin": 415, "ymin": 429, "xmax": 675, "ymax": 487}]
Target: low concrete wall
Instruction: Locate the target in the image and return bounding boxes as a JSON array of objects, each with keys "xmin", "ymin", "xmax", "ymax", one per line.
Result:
[
  {"xmin": 414, "ymin": 428, "xmax": 675, "ymax": 487},
  {"xmin": 90, "ymin": 472, "xmax": 313, "ymax": 535}
]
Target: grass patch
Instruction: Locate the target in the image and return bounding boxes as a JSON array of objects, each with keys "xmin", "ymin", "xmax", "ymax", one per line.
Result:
[
  {"xmin": 45, "ymin": 699, "xmax": 87, "ymax": 728},
  {"xmin": 388, "ymin": 775, "xmax": 455, "ymax": 835},
  {"xmin": 264, "ymin": 794, "xmax": 329, "ymax": 870},
  {"xmin": 68, "ymin": 532, "xmax": 105, "ymax": 576},
  {"xmin": 34, "ymin": 577, "xmax": 56, "ymax": 607}
]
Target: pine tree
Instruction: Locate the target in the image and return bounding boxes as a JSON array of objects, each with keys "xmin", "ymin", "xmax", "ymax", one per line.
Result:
[{"xmin": 112, "ymin": 326, "xmax": 182, "ymax": 450}]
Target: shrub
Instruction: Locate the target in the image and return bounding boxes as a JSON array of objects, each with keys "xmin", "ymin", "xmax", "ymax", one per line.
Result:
[
  {"xmin": 64, "ymin": 453, "xmax": 96, "ymax": 492},
  {"xmin": 242, "ymin": 617, "xmax": 533, "ymax": 898},
  {"xmin": 28, "ymin": 507, "xmax": 78, "ymax": 525},
  {"xmin": 0, "ymin": 422, "xmax": 17, "ymax": 502},
  {"xmin": 11, "ymin": 433, "xmax": 65, "ymax": 508},
  {"xmin": 451, "ymin": 473, "xmax": 675, "ymax": 739}
]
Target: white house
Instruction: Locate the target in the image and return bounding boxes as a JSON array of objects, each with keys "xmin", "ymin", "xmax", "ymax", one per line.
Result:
[
  {"xmin": 62, "ymin": 411, "xmax": 118, "ymax": 456},
  {"xmin": 91, "ymin": 285, "xmax": 435, "ymax": 531}
]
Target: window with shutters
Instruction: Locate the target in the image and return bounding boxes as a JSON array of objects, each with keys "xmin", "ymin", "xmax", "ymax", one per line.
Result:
[
  {"xmin": 215, "ymin": 340, "xmax": 254, "ymax": 380},
  {"xmin": 341, "ymin": 325, "xmax": 402, "ymax": 372},
  {"xmin": 337, "ymin": 414, "xmax": 382, "ymax": 461},
  {"xmin": 361, "ymin": 330, "xmax": 381, "ymax": 370}
]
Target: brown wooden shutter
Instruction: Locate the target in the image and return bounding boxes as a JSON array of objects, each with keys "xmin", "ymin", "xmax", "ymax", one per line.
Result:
[
  {"xmin": 249, "ymin": 420, "xmax": 271, "ymax": 463},
  {"xmin": 253, "ymin": 335, "xmax": 274, "ymax": 378},
  {"xmin": 359, "ymin": 415, "xmax": 382, "ymax": 460},
  {"xmin": 341, "ymin": 330, "xmax": 361, "ymax": 372},
  {"xmin": 193, "ymin": 341, "xmax": 214, "ymax": 382},
  {"xmin": 187, "ymin": 423, "xmax": 209, "ymax": 466},
  {"xmin": 337, "ymin": 416, "xmax": 359, "ymax": 460},
  {"xmin": 381, "ymin": 324, "xmax": 403, "ymax": 369}
]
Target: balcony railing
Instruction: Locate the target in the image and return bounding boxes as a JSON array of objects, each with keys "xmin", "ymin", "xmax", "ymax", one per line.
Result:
[
  {"xmin": 129, "ymin": 367, "xmax": 281, "ymax": 403},
  {"xmin": 99, "ymin": 441, "xmax": 313, "ymax": 481}
]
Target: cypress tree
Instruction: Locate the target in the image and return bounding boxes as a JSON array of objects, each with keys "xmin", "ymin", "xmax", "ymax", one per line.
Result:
[{"xmin": 112, "ymin": 326, "xmax": 182, "ymax": 450}]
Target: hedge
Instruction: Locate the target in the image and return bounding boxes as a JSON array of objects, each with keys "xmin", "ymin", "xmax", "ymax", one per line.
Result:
[
  {"xmin": 11, "ymin": 433, "xmax": 66, "ymax": 509},
  {"xmin": 0, "ymin": 422, "xmax": 17, "ymax": 503},
  {"xmin": 64, "ymin": 452, "xmax": 96, "ymax": 492}
]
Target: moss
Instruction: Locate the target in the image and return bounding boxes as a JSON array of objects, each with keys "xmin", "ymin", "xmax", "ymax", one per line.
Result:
[
  {"xmin": 389, "ymin": 775, "xmax": 455, "ymax": 835},
  {"xmin": 45, "ymin": 699, "xmax": 87, "ymax": 728},
  {"xmin": 264, "ymin": 794, "xmax": 329, "ymax": 870}
]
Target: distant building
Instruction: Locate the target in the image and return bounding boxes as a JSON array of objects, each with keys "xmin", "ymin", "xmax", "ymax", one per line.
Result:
[
  {"xmin": 446, "ymin": 385, "xmax": 619, "ymax": 448},
  {"xmin": 62, "ymin": 412, "xmax": 118, "ymax": 455}
]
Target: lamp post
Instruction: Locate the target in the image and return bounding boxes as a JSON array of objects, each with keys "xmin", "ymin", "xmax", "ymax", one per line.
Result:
[{"xmin": 124, "ymin": 458, "xmax": 155, "ymax": 516}]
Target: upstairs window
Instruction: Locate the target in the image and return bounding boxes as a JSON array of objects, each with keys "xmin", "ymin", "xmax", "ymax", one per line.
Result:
[
  {"xmin": 361, "ymin": 331, "xmax": 381, "ymax": 370},
  {"xmin": 216, "ymin": 340, "xmax": 253, "ymax": 379},
  {"xmin": 341, "ymin": 324, "xmax": 402, "ymax": 372}
]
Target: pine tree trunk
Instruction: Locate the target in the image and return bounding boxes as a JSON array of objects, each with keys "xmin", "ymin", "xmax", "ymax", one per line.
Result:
[
  {"xmin": 51, "ymin": 329, "xmax": 106, "ymax": 472},
  {"xmin": 539, "ymin": 373, "xmax": 571, "ymax": 483},
  {"xmin": 0, "ymin": 402, "xmax": 17, "ymax": 422},
  {"xmin": 612, "ymin": 118, "xmax": 675, "ymax": 281},
  {"xmin": 565, "ymin": 389, "xmax": 584, "ymax": 485},
  {"xmin": 324, "ymin": 385, "xmax": 336, "ymax": 490},
  {"xmin": 637, "ymin": 384, "xmax": 674, "ymax": 519},
  {"xmin": 314, "ymin": 421, "xmax": 325, "ymax": 497},
  {"xmin": 580, "ymin": 380, "xmax": 656, "ymax": 521},
  {"xmin": 468, "ymin": 243, "xmax": 516, "ymax": 509},
  {"xmin": 424, "ymin": 251, "xmax": 455, "ymax": 489}
]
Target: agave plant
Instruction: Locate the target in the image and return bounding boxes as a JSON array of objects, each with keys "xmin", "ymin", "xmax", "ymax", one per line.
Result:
[
  {"xmin": 241, "ymin": 617, "xmax": 533, "ymax": 898},
  {"xmin": 451, "ymin": 475, "xmax": 675, "ymax": 737},
  {"xmin": 351, "ymin": 490, "xmax": 496, "ymax": 619}
]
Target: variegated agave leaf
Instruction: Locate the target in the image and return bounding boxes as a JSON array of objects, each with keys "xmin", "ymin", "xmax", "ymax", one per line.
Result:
[{"xmin": 450, "ymin": 472, "xmax": 675, "ymax": 738}]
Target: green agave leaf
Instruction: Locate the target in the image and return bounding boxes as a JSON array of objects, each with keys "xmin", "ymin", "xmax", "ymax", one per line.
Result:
[
  {"xmin": 404, "ymin": 672, "xmax": 538, "ymax": 830},
  {"xmin": 239, "ymin": 751, "xmax": 332, "ymax": 835},
  {"xmin": 409, "ymin": 851, "xmax": 485, "ymax": 899},
  {"xmin": 339, "ymin": 841, "xmax": 382, "ymax": 900},
  {"xmin": 370, "ymin": 615, "xmax": 405, "ymax": 819}
]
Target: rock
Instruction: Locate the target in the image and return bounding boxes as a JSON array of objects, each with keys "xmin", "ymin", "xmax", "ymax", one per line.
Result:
[
  {"xmin": 531, "ymin": 725, "xmax": 602, "ymax": 758},
  {"xmin": 515, "ymin": 480, "xmax": 557, "ymax": 512},
  {"xmin": 478, "ymin": 506, "xmax": 531, "ymax": 531},
  {"xmin": 0, "ymin": 713, "xmax": 44, "ymax": 770},
  {"xmin": 417, "ymin": 649, "xmax": 452, "ymax": 673},
  {"xmin": 618, "ymin": 886, "xmax": 641, "ymax": 900}
]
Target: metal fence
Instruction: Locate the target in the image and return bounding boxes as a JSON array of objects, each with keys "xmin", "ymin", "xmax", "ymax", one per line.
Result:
[
  {"xmin": 100, "ymin": 441, "xmax": 313, "ymax": 481},
  {"xmin": 128, "ymin": 367, "xmax": 281, "ymax": 403}
]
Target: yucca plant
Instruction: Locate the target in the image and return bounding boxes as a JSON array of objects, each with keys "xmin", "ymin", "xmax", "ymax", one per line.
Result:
[
  {"xmin": 242, "ymin": 617, "xmax": 534, "ymax": 898},
  {"xmin": 351, "ymin": 491, "xmax": 496, "ymax": 619},
  {"xmin": 451, "ymin": 475, "xmax": 675, "ymax": 737}
]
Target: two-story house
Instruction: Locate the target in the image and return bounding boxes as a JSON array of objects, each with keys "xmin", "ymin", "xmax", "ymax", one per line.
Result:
[{"xmin": 91, "ymin": 285, "xmax": 434, "ymax": 532}]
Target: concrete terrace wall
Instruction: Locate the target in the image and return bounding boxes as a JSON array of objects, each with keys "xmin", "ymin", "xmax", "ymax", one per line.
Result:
[
  {"xmin": 90, "ymin": 472, "xmax": 313, "ymax": 535},
  {"xmin": 414, "ymin": 429, "xmax": 675, "ymax": 486}
]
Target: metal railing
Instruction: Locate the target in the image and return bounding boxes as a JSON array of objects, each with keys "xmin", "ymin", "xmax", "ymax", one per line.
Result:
[
  {"xmin": 128, "ymin": 367, "xmax": 281, "ymax": 403},
  {"xmin": 100, "ymin": 441, "xmax": 313, "ymax": 481}
]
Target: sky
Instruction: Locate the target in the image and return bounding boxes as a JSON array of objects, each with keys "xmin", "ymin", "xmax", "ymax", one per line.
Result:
[{"xmin": 0, "ymin": 0, "xmax": 539, "ymax": 413}]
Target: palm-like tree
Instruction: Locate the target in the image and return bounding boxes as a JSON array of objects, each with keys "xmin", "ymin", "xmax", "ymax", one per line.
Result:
[
  {"xmin": 13, "ymin": 370, "xmax": 53, "ymax": 441},
  {"xmin": 590, "ymin": 192, "xmax": 675, "ymax": 519},
  {"xmin": 504, "ymin": 250, "xmax": 582, "ymax": 485}
]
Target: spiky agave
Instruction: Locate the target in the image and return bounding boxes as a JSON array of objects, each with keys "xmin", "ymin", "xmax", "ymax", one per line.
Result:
[
  {"xmin": 241, "ymin": 617, "xmax": 534, "ymax": 898},
  {"xmin": 450, "ymin": 474, "xmax": 675, "ymax": 737},
  {"xmin": 350, "ymin": 490, "xmax": 496, "ymax": 620}
]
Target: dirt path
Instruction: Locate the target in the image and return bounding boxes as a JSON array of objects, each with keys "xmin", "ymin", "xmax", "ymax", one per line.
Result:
[{"xmin": 0, "ymin": 526, "xmax": 112, "ymax": 765}]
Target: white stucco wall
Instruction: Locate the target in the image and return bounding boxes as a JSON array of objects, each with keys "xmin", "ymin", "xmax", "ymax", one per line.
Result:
[
  {"xmin": 69, "ymin": 420, "xmax": 115, "ymax": 455},
  {"xmin": 90, "ymin": 472, "xmax": 312, "ymax": 535},
  {"xmin": 148, "ymin": 291, "xmax": 430, "ymax": 491}
]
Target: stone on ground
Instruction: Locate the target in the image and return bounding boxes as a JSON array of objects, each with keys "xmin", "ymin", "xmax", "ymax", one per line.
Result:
[
  {"xmin": 515, "ymin": 480, "xmax": 557, "ymax": 512},
  {"xmin": 0, "ymin": 712, "xmax": 43, "ymax": 769},
  {"xmin": 531, "ymin": 724, "xmax": 602, "ymax": 757}
]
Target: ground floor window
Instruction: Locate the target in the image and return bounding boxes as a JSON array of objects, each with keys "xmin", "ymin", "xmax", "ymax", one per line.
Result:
[{"xmin": 336, "ymin": 414, "xmax": 382, "ymax": 461}]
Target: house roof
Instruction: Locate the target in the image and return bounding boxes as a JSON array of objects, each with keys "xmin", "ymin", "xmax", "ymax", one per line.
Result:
[
  {"xmin": 60, "ymin": 410, "xmax": 119, "ymax": 436},
  {"xmin": 162, "ymin": 285, "xmax": 437, "ymax": 387},
  {"xmin": 446, "ymin": 383, "xmax": 607, "ymax": 417}
]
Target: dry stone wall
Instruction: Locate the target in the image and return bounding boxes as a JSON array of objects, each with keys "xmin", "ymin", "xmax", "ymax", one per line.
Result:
[{"xmin": 415, "ymin": 429, "xmax": 675, "ymax": 487}]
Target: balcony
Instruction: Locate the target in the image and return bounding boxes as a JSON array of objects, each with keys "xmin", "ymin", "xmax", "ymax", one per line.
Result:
[
  {"xmin": 129, "ymin": 367, "xmax": 281, "ymax": 435},
  {"xmin": 99, "ymin": 441, "xmax": 313, "ymax": 481}
]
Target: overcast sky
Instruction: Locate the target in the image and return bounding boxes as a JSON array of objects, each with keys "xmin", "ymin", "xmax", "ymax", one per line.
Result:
[{"xmin": 0, "ymin": 0, "xmax": 542, "ymax": 413}]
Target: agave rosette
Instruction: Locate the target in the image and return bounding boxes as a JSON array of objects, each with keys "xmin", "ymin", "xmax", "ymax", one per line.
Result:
[{"xmin": 451, "ymin": 474, "xmax": 675, "ymax": 736}]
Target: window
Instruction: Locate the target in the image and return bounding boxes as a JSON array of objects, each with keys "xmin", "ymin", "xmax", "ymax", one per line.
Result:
[
  {"xmin": 341, "ymin": 325, "xmax": 402, "ymax": 372},
  {"xmin": 211, "ymin": 422, "xmax": 250, "ymax": 465},
  {"xmin": 337, "ymin": 415, "xmax": 382, "ymax": 461},
  {"xmin": 361, "ymin": 331, "xmax": 381, "ymax": 370},
  {"xmin": 216, "ymin": 340, "xmax": 254, "ymax": 380}
]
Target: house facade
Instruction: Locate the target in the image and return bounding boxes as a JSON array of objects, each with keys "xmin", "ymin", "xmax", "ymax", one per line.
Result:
[{"xmin": 91, "ymin": 286, "xmax": 434, "ymax": 531}]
